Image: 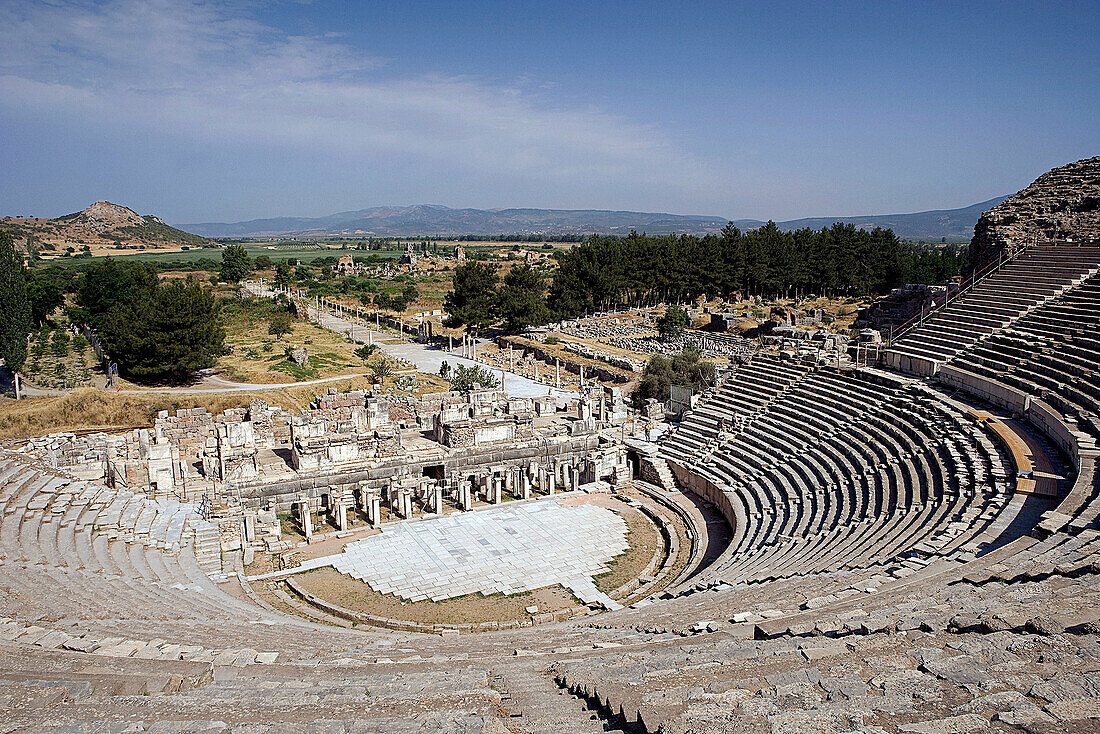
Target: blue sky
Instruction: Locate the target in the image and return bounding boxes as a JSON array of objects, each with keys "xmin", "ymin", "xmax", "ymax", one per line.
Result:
[{"xmin": 0, "ymin": 0, "xmax": 1096, "ymax": 224}]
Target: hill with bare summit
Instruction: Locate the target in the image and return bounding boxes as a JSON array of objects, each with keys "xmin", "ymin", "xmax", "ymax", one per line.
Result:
[{"xmin": 0, "ymin": 200, "xmax": 211, "ymax": 257}]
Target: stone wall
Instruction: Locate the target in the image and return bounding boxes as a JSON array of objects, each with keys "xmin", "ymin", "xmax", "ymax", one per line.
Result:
[{"xmin": 936, "ymin": 364, "xmax": 1030, "ymax": 414}]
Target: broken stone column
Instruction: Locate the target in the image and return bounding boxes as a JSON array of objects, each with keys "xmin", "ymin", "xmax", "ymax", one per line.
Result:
[
  {"xmin": 432, "ymin": 484, "xmax": 443, "ymax": 514},
  {"xmin": 335, "ymin": 501, "xmax": 348, "ymax": 531},
  {"xmin": 520, "ymin": 471, "xmax": 531, "ymax": 500},
  {"xmin": 579, "ymin": 399, "xmax": 593, "ymax": 421},
  {"xmin": 571, "ymin": 466, "xmax": 581, "ymax": 491},
  {"xmin": 297, "ymin": 499, "xmax": 313, "ymax": 540},
  {"xmin": 357, "ymin": 481, "xmax": 371, "ymax": 513},
  {"xmin": 368, "ymin": 494, "xmax": 381, "ymax": 527},
  {"xmin": 489, "ymin": 477, "xmax": 502, "ymax": 505}
]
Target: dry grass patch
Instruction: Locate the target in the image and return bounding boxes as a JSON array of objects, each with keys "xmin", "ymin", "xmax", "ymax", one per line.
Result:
[
  {"xmin": 0, "ymin": 388, "xmax": 296, "ymax": 441},
  {"xmin": 0, "ymin": 370, "xmax": 450, "ymax": 442},
  {"xmin": 218, "ymin": 298, "xmax": 367, "ymax": 383}
]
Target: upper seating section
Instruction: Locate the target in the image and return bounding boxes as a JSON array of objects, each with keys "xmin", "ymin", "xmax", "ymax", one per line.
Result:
[
  {"xmin": 949, "ymin": 273, "xmax": 1100, "ymax": 447},
  {"xmin": 885, "ymin": 243, "xmax": 1100, "ymax": 375},
  {"xmin": 660, "ymin": 354, "xmax": 811, "ymax": 467}
]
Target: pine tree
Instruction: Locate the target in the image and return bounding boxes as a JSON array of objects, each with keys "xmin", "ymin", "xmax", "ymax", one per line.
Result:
[
  {"xmin": 443, "ymin": 262, "xmax": 499, "ymax": 333},
  {"xmin": 497, "ymin": 264, "xmax": 549, "ymax": 332},
  {"xmin": 219, "ymin": 244, "xmax": 252, "ymax": 283}
]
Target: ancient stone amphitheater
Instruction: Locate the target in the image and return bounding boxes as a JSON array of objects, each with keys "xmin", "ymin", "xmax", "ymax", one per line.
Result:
[{"xmin": 4, "ymin": 159, "xmax": 1100, "ymax": 733}]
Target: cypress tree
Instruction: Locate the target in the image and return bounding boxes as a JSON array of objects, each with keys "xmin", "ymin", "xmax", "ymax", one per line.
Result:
[{"xmin": 0, "ymin": 232, "xmax": 32, "ymax": 373}]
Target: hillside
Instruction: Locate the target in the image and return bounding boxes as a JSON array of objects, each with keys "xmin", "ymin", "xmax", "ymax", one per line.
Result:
[
  {"xmin": 970, "ymin": 156, "xmax": 1100, "ymax": 264},
  {"xmin": 1, "ymin": 201, "xmax": 212, "ymax": 256},
  {"xmin": 772, "ymin": 196, "xmax": 1008, "ymax": 241},
  {"xmin": 181, "ymin": 198, "xmax": 1008, "ymax": 240}
]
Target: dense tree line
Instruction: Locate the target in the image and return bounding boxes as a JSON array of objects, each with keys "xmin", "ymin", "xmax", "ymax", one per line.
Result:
[
  {"xmin": 73, "ymin": 260, "xmax": 225, "ymax": 383},
  {"xmin": 547, "ymin": 224, "xmax": 967, "ymax": 317},
  {"xmin": 443, "ymin": 263, "xmax": 549, "ymax": 333},
  {"xmin": 442, "ymin": 223, "xmax": 967, "ymax": 329}
]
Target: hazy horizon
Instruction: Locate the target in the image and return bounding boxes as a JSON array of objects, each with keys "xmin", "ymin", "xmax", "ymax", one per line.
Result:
[{"xmin": 173, "ymin": 195, "xmax": 1008, "ymax": 229}]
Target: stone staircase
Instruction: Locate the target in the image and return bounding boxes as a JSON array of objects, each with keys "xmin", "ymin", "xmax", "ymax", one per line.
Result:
[
  {"xmin": 192, "ymin": 520, "xmax": 225, "ymax": 579},
  {"xmin": 493, "ymin": 665, "xmax": 616, "ymax": 734},
  {"xmin": 884, "ymin": 243, "xmax": 1100, "ymax": 375},
  {"xmin": 642, "ymin": 456, "xmax": 679, "ymax": 492}
]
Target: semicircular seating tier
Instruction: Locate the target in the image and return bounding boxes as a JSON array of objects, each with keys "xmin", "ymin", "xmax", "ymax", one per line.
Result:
[
  {"xmin": 658, "ymin": 355, "xmax": 1052, "ymax": 590},
  {"xmin": 884, "ymin": 243, "xmax": 1100, "ymax": 373}
]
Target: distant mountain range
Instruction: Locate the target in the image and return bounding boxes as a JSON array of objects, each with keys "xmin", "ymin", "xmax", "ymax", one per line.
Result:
[
  {"xmin": 179, "ymin": 197, "xmax": 1009, "ymax": 241},
  {"xmin": 767, "ymin": 197, "xmax": 1010, "ymax": 241}
]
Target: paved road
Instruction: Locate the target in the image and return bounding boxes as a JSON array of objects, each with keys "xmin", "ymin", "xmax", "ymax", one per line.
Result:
[
  {"xmin": 248, "ymin": 281, "xmax": 577, "ymax": 400},
  {"xmin": 12, "ymin": 370, "xmax": 373, "ymax": 397},
  {"xmin": 379, "ymin": 340, "xmax": 573, "ymax": 399}
]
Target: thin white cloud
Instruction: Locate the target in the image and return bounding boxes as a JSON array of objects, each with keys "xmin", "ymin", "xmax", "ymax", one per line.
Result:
[{"xmin": 0, "ymin": 0, "xmax": 728, "ymax": 207}]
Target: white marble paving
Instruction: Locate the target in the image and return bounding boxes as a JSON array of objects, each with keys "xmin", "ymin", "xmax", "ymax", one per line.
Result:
[{"xmin": 319, "ymin": 499, "xmax": 629, "ymax": 607}]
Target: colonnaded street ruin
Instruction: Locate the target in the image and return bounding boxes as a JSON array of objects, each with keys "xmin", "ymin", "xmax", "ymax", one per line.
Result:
[{"xmin": 4, "ymin": 155, "xmax": 1100, "ymax": 733}]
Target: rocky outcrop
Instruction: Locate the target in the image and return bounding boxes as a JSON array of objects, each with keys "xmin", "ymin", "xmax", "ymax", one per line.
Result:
[
  {"xmin": 970, "ymin": 156, "xmax": 1100, "ymax": 265},
  {"xmin": 66, "ymin": 200, "xmax": 147, "ymax": 232}
]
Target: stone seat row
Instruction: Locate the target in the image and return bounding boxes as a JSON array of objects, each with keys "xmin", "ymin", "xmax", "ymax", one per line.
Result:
[
  {"xmin": 662, "ymin": 354, "xmax": 814, "ymax": 464},
  {"xmin": 885, "ymin": 244, "xmax": 1100, "ymax": 366},
  {"xmin": 557, "ymin": 545, "xmax": 1100, "ymax": 734},
  {"xmin": 663, "ymin": 370, "xmax": 1018, "ymax": 590},
  {"xmin": 0, "ymin": 452, "xmax": 335, "ymax": 655},
  {"xmin": 947, "ymin": 273, "xmax": 1100, "ymax": 444}
]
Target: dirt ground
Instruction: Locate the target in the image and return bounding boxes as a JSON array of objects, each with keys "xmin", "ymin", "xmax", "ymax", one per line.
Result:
[
  {"xmin": 288, "ymin": 567, "xmax": 580, "ymax": 625},
  {"xmin": 555, "ymin": 495, "xmax": 662, "ymax": 595},
  {"xmin": 0, "ymin": 389, "xmax": 298, "ymax": 442}
]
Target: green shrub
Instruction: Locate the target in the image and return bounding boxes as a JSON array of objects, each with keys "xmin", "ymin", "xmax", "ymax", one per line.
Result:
[{"xmin": 50, "ymin": 329, "xmax": 70, "ymax": 357}]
